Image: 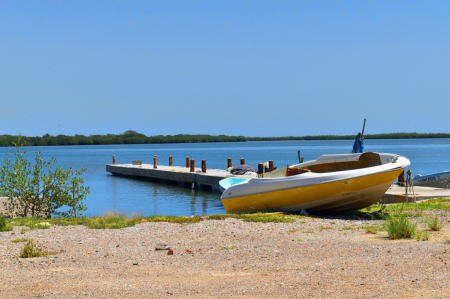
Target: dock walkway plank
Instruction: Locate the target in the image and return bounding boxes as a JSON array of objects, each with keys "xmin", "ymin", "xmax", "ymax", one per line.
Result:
[{"xmin": 106, "ymin": 164, "xmax": 256, "ymax": 186}]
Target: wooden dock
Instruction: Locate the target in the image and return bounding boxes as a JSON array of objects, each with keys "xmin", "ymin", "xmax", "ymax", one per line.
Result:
[
  {"xmin": 106, "ymin": 164, "xmax": 256, "ymax": 188},
  {"xmin": 381, "ymin": 185, "xmax": 450, "ymax": 204}
]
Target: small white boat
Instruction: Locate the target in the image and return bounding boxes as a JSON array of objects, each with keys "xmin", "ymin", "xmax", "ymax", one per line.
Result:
[
  {"xmin": 413, "ymin": 171, "xmax": 450, "ymax": 189},
  {"xmin": 220, "ymin": 152, "xmax": 410, "ymax": 213}
]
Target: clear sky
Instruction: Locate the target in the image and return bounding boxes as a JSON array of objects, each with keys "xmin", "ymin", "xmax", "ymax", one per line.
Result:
[{"xmin": 1, "ymin": 1, "xmax": 449, "ymax": 137}]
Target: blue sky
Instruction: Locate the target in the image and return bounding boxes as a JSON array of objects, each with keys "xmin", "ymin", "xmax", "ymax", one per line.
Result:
[{"xmin": 1, "ymin": 1, "xmax": 449, "ymax": 137}]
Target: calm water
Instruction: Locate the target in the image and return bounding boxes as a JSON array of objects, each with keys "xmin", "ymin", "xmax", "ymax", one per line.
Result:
[{"xmin": 0, "ymin": 139, "xmax": 449, "ymax": 216}]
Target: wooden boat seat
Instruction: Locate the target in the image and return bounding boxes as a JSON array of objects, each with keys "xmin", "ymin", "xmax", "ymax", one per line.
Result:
[
  {"xmin": 303, "ymin": 152, "xmax": 382, "ymax": 173},
  {"xmin": 286, "ymin": 167, "xmax": 311, "ymax": 177}
]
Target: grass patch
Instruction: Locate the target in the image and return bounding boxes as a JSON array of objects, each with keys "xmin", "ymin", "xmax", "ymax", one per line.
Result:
[
  {"xmin": 84, "ymin": 211, "xmax": 142, "ymax": 229},
  {"xmin": 288, "ymin": 230, "xmax": 297, "ymax": 233},
  {"xmin": 302, "ymin": 230, "xmax": 315, "ymax": 234},
  {"xmin": 384, "ymin": 216, "xmax": 418, "ymax": 239},
  {"xmin": 9, "ymin": 216, "xmax": 85, "ymax": 227},
  {"xmin": 424, "ymin": 215, "xmax": 446, "ymax": 231},
  {"xmin": 6, "ymin": 211, "xmax": 308, "ymax": 229},
  {"xmin": 29, "ymin": 223, "xmax": 51, "ymax": 230},
  {"xmin": 319, "ymin": 226, "xmax": 333, "ymax": 231},
  {"xmin": 0, "ymin": 225, "xmax": 13, "ymax": 232},
  {"xmin": 19, "ymin": 240, "xmax": 45, "ymax": 258},
  {"xmin": 219, "ymin": 246, "xmax": 235, "ymax": 250},
  {"xmin": 341, "ymin": 226, "xmax": 354, "ymax": 230},
  {"xmin": 359, "ymin": 203, "xmax": 386, "ymax": 214},
  {"xmin": 205, "ymin": 212, "xmax": 294, "ymax": 223},
  {"xmin": 415, "ymin": 230, "xmax": 429, "ymax": 241},
  {"xmin": 11, "ymin": 238, "xmax": 33, "ymax": 243},
  {"xmin": 444, "ymin": 237, "xmax": 450, "ymax": 244},
  {"xmin": 144, "ymin": 215, "xmax": 203, "ymax": 223},
  {"xmin": 359, "ymin": 225, "xmax": 383, "ymax": 234},
  {"xmin": 380, "ymin": 198, "xmax": 450, "ymax": 212}
]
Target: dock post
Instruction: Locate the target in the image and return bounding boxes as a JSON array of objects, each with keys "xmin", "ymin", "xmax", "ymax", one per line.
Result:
[
  {"xmin": 190, "ymin": 159, "xmax": 195, "ymax": 172},
  {"xmin": 202, "ymin": 160, "xmax": 206, "ymax": 173},
  {"xmin": 258, "ymin": 163, "xmax": 263, "ymax": 177},
  {"xmin": 154, "ymin": 156, "xmax": 158, "ymax": 168},
  {"xmin": 169, "ymin": 156, "xmax": 173, "ymax": 166},
  {"xmin": 240, "ymin": 158, "xmax": 245, "ymax": 165},
  {"xmin": 186, "ymin": 157, "xmax": 190, "ymax": 168},
  {"xmin": 269, "ymin": 160, "xmax": 274, "ymax": 172},
  {"xmin": 227, "ymin": 158, "xmax": 232, "ymax": 168},
  {"xmin": 113, "ymin": 155, "xmax": 116, "ymax": 165}
]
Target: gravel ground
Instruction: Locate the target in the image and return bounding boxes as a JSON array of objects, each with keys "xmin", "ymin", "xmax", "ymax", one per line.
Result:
[{"xmin": 1, "ymin": 215, "xmax": 450, "ymax": 298}]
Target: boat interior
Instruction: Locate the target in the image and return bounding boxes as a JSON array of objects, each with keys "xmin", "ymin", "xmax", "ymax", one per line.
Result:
[{"xmin": 262, "ymin": 152, "xmax": 383, "ymax": 178}]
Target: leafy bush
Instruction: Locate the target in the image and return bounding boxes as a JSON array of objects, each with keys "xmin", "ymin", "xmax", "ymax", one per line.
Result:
[
  {"xmin": 0, "ymin": 136, "xmax": 89, "ymax": 218},
  {"xmin": 20, "ymin": 240, "xmax": 44, "ymax": 258},
  {"xmin": 384, "ymin": 216, "xmax": 418, "ymax": 239},
  {"xmin": 0, "ymin": 214, "xmax": 6, "ymax": 228},
  {"xmin": 0, "ymin": 214, "xmax": 12, "ymax": 232}
]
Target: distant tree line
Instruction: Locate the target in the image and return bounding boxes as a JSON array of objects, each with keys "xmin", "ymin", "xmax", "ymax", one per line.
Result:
[
  {"xmin": 0, "ymin": 131, "xmax": 247, "ymax": 147},
  {"xmin": 247, "ymin": 132, "xmax": 450, "ymax": 141},
  {"xmin": 0, "ymin": 131, "xmax": 449, "ymax": 147}
]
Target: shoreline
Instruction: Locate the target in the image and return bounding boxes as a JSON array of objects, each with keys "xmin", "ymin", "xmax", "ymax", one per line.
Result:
[{"xmin": 1, "ymin": 209, "xmax": 450, "ymax": 297}]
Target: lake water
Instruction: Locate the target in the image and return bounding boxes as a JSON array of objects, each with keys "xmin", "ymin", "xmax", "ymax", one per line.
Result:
[{"xmin": 0, "ymin": 139, "xmax": 449, "ymax": 216}]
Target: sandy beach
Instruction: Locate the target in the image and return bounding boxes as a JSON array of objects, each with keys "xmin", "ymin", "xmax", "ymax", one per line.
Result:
[{"xmin": 1, "ymin": 214, "xmax": 450, "ymax": 298}]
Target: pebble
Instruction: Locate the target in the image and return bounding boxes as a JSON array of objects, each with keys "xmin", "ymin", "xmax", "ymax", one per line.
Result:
[{"xmin": 155, "ymin": 243, "xmax": 170, "ymax": 250}]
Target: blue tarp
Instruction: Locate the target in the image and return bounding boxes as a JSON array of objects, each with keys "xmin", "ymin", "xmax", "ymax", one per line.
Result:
[{"xmin": 352, "ymin": 138, "xmax": 364, "ymax": 153}]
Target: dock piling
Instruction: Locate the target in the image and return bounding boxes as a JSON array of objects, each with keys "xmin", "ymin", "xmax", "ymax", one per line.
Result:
[
  {"xmin": 186, "ymin": 157, "xmax": 190, "ymax": 168},
  {"xmin": 240, "ymin": 158, "xmax": 245, "ymax": 165},
  {"xmin": 190, "ymin": 159, "xmax": 195, "ymax": 172},
  {"xmin": 169, "ymin": 156, "xmax": 173, "ymax": 166},
  {"xmin": 154, "ymin": 156, "xmax": 158, "ymax": 169},
  {"xmin": 113, "ymin": 155, "xmax": 116, "ymax": 165},
  {"xmin": 258, "ymin": 163, "xmax": 263, "ymax": 177},
  {"xmin": 269, "ymin": 160, "xmax": 274, "ymax": 172},
  {"xmin": 227, "ymin": 158, "xmax": 232, "ymax": 168},
  {"xmin": 202, "ymin": 160, "xmax": 206, "ymax": 173}
]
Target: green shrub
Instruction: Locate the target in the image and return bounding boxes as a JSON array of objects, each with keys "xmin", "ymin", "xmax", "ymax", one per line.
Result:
[
  {"xmin": 0, "ymin": 214, "xmax": 6, "ymax": 228},
  {"xmin": 424, "ymin": 215, "xmax": 446, "ymax": 231},
  {"xmin": 0, "ymin": 214, "xmax": 12, "ymax": 232},
  {"xmin": 0, "ymin": 135, "xmax": 89, "ymax": 218},
  {"xmin": 19, "ymin": 240, "xmax": 44, "ymax": 258},
  {"xmin": 384, "ymin": 216, "xmax": 418, "ymax": 239}
]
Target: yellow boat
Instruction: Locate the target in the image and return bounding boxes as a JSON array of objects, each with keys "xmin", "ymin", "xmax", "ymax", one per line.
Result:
[{"xmin": 220, "ymin": 152, "xmax": 410, "ymax": 213}]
